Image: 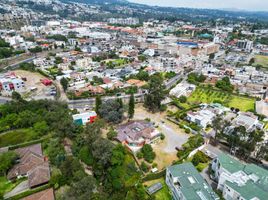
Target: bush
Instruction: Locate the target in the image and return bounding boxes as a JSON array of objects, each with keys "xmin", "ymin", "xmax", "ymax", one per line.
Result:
[
  {"xmin": 179, "ymin": 95, "xmax": 187, "ymax": 103},
  {"xmin": 191, "ymin": 151, "xmax": 209, "ymax": 166},
  {"xmin": 185, "ymin": 128, "xmax": 190, "ymax": 134},
  {"xmin": 107, "ymin": 127, "xmax": 117, "ymax": 140},
  {"xmin": 136, "ymin": 152, "xmax": 143, "ymax": 159},
  {"xmin": 78, "ymin": 146, "xmax": 94, "ymax": 166},
  {"xmin": 141, "ymin": 161, "xmax": 149, "ymax": 173},
  {"xmin": 160, "ymin": 133, "xmax": 165, "ymax": 140},
  {"xmin": 142, "ymin": 169, "xmax": 166, "ymax": 182},
  {"xmin": 152, "ymin": 163, "xmax": 158, "ymax": 168},
  {"xmin": 141, "ymin": 144, "xmax": 156, "ymax": 163}
]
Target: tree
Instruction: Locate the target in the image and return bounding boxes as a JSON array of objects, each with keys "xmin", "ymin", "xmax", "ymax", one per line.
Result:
[
  {"xmin": 187, "ymin": 73, "xmax": 206, "ymax": 84},
  {"xmin": 128, "ymin": 93, "xmax": 135, "ymax": 119},
  {"xmin": 95, "ymin": 96, "xmax": 102, "ymax": 115},
  {"xmin": 191, "ymin": 151, "xmax": 209, "ymax": 166},
  {"xmin": 63, "ymin": 176, "xmax": 97, "ymax": 200},
  {"xmin": 178, "ymin": 95, "xmax": 187, "ymax": 103},
  {"xmin": 140, "ymin": 161, "xmax": 149, "ymax": 173},
  {"xmin": 212, "ymin": 116, "xmax": 223, "ymax": 141},
  {"xmin": 107, "ymin": 127, "xmax": 118, "ymax": 140},
  {"xmin": 249, "ymin": 58, "xmax": 255, "ymax": 65},
  {"xmin": 99, "ymin": 99, "xmax": 124, "ymax": 123},
  {"xmin": 0, "ymin": 151, "xmax": 18, "ymax": 176},
  {"xmin": 60, "ymin": 77, "xmax": 69, "ymax": 92},
  {"xmin": 33, "ymin": 121, "xmax": 49, "ymax": 135},
  {"xmin": 141, "ymin": 144, "xmax": 156, "ymax": 163},
  {"xmin": 216, "ymin": 77, "xmax": 234, "ymax": 92},
  {"xmin": 136, "ymin": 70, "xmax": 149, "ymax": 81},
  {"xmin": 144, "ymin": 73, "xmax": 166, "ymax": 112},
  {"xmin": 11, "ymin": 91, "xmax": 23, "ymax": 102},
  {"xmin": 209, "ymin": 53, "xmax": 215, "ymax": 60}
]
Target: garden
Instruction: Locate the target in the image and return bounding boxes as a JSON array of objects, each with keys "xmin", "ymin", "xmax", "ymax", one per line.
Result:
[
  {"xmin": 143, "ymin": 178, "xmax": 171, "ymax": 200},
  {"xmin": 187, "ymin": 87, "xmax": 255, "ymax": 111}
]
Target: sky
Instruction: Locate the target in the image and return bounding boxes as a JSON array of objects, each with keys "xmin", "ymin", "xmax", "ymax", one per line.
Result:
[{"xmin": 129, "ymin": 0, "xmax": 268, "ymax": 11}]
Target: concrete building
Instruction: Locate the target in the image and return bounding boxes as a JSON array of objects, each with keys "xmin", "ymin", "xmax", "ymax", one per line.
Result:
[
  {"xmin": 237, "ymin": 40, "xmax": 253, "ymax": 52},
  {"xmin": 211, "ymin": 153, "xmax": 268, "ymax": 200},
  {"xmin": 166, "ymin": 162, "xmax": 219, "ymax": 200}
]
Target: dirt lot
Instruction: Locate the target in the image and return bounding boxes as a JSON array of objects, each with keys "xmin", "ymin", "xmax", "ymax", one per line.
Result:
[
  {"xmin": 14, "ymin": 70, "xmax": 55, "ymax": 100},
  {"xmin": 134, "ymin": 104, "xmax": 189, "ymax": 169}
]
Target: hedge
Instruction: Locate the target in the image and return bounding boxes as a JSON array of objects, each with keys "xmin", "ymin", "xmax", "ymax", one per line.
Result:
[
  {"xmin": 9, "ymin": 136, "xmax": 50, "ymax": 150},
  {"xmin": 142, "ymin": 169, "xmax": 166, "ymax": 182},
  {"xmin": 9, "ymin": 184, "xmax": 52, "ymax": 200}
]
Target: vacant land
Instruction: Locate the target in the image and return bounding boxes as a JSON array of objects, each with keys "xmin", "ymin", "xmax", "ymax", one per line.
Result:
[
  {"xmin": 188, "ymin": 87, "xmax": 255, "ymax": 111},
  {"xmin": 0, "ymin": 128, "xmax": 39, "ymax": 148},
  {"xmin": 144, "ymin": 178, "xmax": 171, "ymax": 200},
  {"xmin": 254, "ymin": 55, "xmax": 268, "ymax": 69}
]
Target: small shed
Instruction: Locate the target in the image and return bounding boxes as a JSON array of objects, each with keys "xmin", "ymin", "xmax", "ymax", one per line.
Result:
[{"xmin": 41, "ymin": 79, "xmax": 53, "ymax": 86}]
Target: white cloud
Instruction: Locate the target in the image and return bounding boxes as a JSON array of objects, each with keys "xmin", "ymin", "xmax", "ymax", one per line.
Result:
[{"xmin": 129, "ymin": 0, "xmax": 268, "ymax": 11}]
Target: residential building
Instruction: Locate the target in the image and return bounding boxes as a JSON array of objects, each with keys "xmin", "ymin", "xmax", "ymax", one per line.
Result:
[
  {"xmin": 108, "ymin": 18, "xmax": 139, "ymax": 25},
  {"xmin": 237, "ymin": 40, "xmax": 253, "ymax": 52},
  {"xmin": 166, "ymin": 162, "xmax": 219, "ymax": 200},
  {"xmin": 169, "ymin": 82, "xmax": 196, "ymax": 98},
  {"xmin": 116, "ymin": 120, "xmax": 161, "ymax": 152},
  {"xmin": 231, "ymin": 112, "xmax": 264, "ymax": 132},
  {"xmin": 72, "ymin": 111, "xmax": 97, "ymax": 125},
  {"xmin": 211, "ymin": 153, "xmax": 268, "ymax": 200},
  {"xmin": 7, "ymin": 144, "xmax": 50, "ymax": 188},
  {"xmin": 21, "ymin": 188, "xmax": 55, "ymax": 200}
]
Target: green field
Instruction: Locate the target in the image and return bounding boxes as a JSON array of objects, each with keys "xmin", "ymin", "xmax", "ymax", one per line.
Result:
[
  {"xmin": 187, "ymin": 87, "xmax": 255, "ymax": 111},
  {"xmin": 0, "ymin": 128, "xmax": 39, "ymax": 148},
  {"xmin": 144, "ymin": 178, "xmax": 171, "ymax": 200},
  {"xmin": 254, "ymin": 55, "xmax": 268, "ymax": 69}
]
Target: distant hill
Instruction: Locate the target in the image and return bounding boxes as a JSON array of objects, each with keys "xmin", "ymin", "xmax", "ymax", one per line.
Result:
[{"xmin": 62, "ymin": 0, "xmax": 268, "ymax": 22}]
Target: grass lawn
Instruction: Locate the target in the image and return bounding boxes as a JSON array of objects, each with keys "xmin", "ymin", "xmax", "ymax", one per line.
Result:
[
  {"xmin": 144, "ymin": 178, "xmax": 171, "ymax": 200},
  {"xmin": 0, "ymin": 128, "xmax": 39, "ymax": 148},
  {"xmin": 0, "ymin": 177, "xmax": 25, "ymax": 197},
  {"xmin": 123, "ymin": 153, "xmax": 142, "ymax": 188},
  {"xmin": 187, "ymin": 87, "xmax": 255, "ymax": 111},
  {"xmin": 254, "ymin": 55, "xmax": 268, "ymax": 69}
]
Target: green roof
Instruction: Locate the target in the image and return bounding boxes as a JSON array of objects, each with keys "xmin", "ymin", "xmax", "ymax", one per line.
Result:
[
  {"xmin": 225, "ymin": 180, "xmax": 268, "ymax": 200},
  {"xmin": 218, "ymin": 153, "xmax": 268, "ymax": 200},
  {"xmin": 217, "ymin": 153, "xmax": 244, "ymax": 173},
  {"xmin": 168, "ymin": 162, "xmax": 219, "ymax": 200}
]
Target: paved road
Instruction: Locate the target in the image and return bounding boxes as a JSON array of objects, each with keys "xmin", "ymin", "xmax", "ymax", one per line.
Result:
[
  {"xmin": 0, "ymin": 97, "xmax": 11, "ymax": 104},
  {"xmin": 165, "ymin": 74, "xmax": 183, "ymax": 89},
  {"xmin": 4, "ymin": 180, "xmax": 29, "ymax": 199},
  {"xmin": 68, "ymin": 93, "xmax": 145, "ymax": 109}
]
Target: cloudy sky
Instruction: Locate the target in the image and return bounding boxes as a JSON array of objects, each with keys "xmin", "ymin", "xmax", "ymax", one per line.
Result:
[{"xmin": 129, "ymin": 0, "xmax": 268, "ymax": 11}]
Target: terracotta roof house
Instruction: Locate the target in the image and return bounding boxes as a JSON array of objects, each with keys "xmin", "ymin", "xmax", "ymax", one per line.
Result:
[
  {"xmin": 116, "ymin": 120, "xmax": 161, "ymax": 152},
  {"xmin": 21, "ymin": 188, "xmax": 55, "ymax": 200},
  {"xmin": 7, "ymin": 144, "xmax": 51, "ymax": 188},
  {"xmin": 28, "ymin": 162, "xmax": 50, "ymax": 188}
]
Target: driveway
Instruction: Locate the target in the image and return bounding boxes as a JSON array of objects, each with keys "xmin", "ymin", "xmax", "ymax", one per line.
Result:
[
  {"xmin": 134, "ymin": 104, "xmax": 189, "ymax": 153},
  {"xmin": 4, "ymin": 180, "xmax": 29, "ymax": 199},
  {"xmin": 160, "ymin": 123, "xmax": 189, "ymax": 153}
]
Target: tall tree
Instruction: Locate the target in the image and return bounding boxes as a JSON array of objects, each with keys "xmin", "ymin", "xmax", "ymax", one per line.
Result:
[
  {"xmin": 144, "ymin": 73, "xmax": 166, "ymax": 112},
  {"xmin": 128, "ymin": 93, "xmax": 135, "ymax": 119},
  {"xmin": 60, "ymin": 77, "xmax": 69, "ymax": 92},
  {"xmin": 95, "ymin": 95, "xmax": 102, "ymax": 115}
]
